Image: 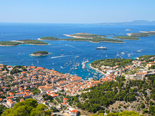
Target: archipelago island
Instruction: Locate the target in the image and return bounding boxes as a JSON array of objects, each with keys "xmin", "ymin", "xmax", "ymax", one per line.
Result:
[
  {"xmin": 30, "ymin": 51, "xmax": 51, "ymax": 56},
  {"xmin": 0, "ymin": 39, "xmax": 48, "ymax": 46},
  {"xmin": 39, "ymin": 33, "xmax": 125, "ymax": 43},
  {"xmin": 0, "ymin": 41, "xmax": 21, "ymax": 46}
]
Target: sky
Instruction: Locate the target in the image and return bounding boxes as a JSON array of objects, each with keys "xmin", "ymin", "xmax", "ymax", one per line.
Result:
[{"xmin": 0, "ymin": 0, "xmax": 155, "ymax": 23}]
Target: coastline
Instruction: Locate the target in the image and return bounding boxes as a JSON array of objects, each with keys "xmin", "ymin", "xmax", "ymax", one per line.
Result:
[
  {"xmin": 0, "ymin": 45, "xmax": 18, "ymax": 46},
  {"xmin": 89, "ymin": 63, "xmax": 106, "ymax": 76}
]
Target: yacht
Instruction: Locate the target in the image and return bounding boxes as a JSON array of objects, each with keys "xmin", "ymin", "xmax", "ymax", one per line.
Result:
[{"xmin": 96, "ymin": 46, "xmax": 107, "ymax": 50}]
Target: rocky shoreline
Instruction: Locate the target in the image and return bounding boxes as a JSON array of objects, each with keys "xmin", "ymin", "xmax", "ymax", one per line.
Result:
[{"xmin": 30, "ymin": 53, "xmax": 51, "ymax": 56}]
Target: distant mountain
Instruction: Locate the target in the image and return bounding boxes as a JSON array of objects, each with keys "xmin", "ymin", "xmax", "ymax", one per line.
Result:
[{"xmin": 98, "ymin": 20, "xmax": 155, "ymax": 25}]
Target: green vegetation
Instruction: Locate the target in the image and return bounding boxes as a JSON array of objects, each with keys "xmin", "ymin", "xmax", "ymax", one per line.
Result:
[
  {"xmin": 20, "ymin": 39, "xmax": 48, "ymax": 45},
  {"xmin": 71, "ymin": 33, "xmax": 107, "ymax": 38},
  {"xmin": 29, "ymin": 88, "xmax": 41, "ymax": 95},
  {"xmin": 64, "ymin": 37, "xmax": 124, "ymax": 43},
  {"xmin": 75, "ymin": 75, "xmax": 155, "ymax": 114},
  {"xmin": 42, "ymin": 94, "xmax": 53, "ymax": 102},
  {"xmin": 149, "ymin": 65, "xmax": 155, "ymax": 70},
  {"xmin": 1, "ymin": 99, "xmax": 52, "ymax": 116},
  {"xmin": 130, "ymin": 33, "xmax": 150, "ymax": 37},
  {"xmin": 113, "ymin": 36, "xmax": 139, "ymax": 40},
  {"xmin": 138, "ymin": 55, "xmax": 155, "ymax": 63},
  {"xmin": 0, "ymin": 41, "xmax": 20, "ymax": 46},
  {"xmin": 91, "ymin": 58, "xmax": 133, "ymax": 68},
  {"xmin": 40, "ymin": 33, "xmax": 124, "ymax": 43},
  {"xmin": 130, "ymin": 31, "xmax": 155, "ymax": 37},
  {"xmin": 33, "ymin": 51, "xmax": 49, "ymax": 55},
  {"xmin": 40, "ymin": 37, "xmax": 60, "ymax": 40},
  {"xmin": 0, "ymin": 105, "xmax": 7, "ymax": 115},
  {"xmin": 0, "ymin": 39, "xmax": 48, "ymax": 46}
]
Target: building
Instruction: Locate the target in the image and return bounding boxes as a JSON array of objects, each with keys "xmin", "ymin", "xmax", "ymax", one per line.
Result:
[{"xmin": 7, "ymin": 99, "xmax": 15, "ymax": 108}]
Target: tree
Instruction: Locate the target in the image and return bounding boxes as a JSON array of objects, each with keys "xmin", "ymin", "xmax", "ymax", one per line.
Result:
[
  {"xmin": 0, "ymin": 105, "xmax": 7, "ymax": 115},
  {"xmin": 1, "ymin": 99, "xmax": 52, "ymax": 116}
]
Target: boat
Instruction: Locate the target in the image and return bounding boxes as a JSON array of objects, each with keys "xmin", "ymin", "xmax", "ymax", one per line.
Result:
[
  {"xmin": 136, "ymin": 49, "xmax": 142, "ymax": 53},
  {"xmin": 121, "ymin": 52, "xmax": 125, "ymax": 55},
  {"xmin": 126, "ymin": 29, "xmax": 131, "ymax": 31},
  {"xmin": 96, "ymin": 46, "xmax": 107, "ymax": 50}
]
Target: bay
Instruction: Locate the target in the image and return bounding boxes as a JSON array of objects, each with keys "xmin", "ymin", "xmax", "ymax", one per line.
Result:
[{"xmin": 0, "ymin": 23, "xmax": 155, "ymax": 79}]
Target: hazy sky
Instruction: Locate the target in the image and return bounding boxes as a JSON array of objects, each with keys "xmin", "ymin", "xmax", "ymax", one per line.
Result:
[{"xmin": 0, "ymin": 0, "xmax": 155, "ymax": 23}]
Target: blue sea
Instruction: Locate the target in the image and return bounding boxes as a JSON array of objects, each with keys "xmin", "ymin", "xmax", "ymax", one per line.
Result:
[{"xmin": 0, "ymin": 23, "xmax": 155, "ymax": 79}]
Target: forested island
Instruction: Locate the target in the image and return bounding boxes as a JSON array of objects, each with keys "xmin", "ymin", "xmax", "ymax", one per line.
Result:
[
  {"xmin": 113, "ymin": 36, "xmax": 139, "ymax": 40},
  {"xmin": 30, "ymin": 51, "xmax": 50, "ymax": 56},
  {"xmin": 0, "ymin": 39, "xmax": 48, "ymax": 46},
  {"xmin": 0, "ymin": 41, "xmax": 21, "ymax": 46},
  {"xmin": 38, "ymin": 37, "xmax": 59, "ymax": 40},
  {"xmin": 128, "ymin": 31, "xmax": 155, "ymax": 37},
  {"xmin": 40, "ymin": 33, "xmax": 124, "ymax": 43},
  {"xmin": 18, "ymin": 39, "xmax": 48, "ymax": 45}
]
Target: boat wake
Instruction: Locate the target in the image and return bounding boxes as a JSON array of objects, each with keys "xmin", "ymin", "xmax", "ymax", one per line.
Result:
[
  {"xmin": 65, "ymin": 44, "xmax": 83, "ymax": 52},
  {"xmin": 51, "ymin": 55, "xmax": 71, "ymax": 59}
]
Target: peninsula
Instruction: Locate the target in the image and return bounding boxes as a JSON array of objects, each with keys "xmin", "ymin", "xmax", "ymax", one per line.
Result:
[
  {"xmin": 40, "ymin": 33, "xmax": 124, "ymax": 43},
  {"xmin": 30, "ymin": 51, "xmax": 51, "ymax": 56}
]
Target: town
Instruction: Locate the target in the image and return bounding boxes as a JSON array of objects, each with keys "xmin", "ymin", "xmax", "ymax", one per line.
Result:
[{"xmin": 0, "ymin": 55, "xmax": 155, "ymax": 115}]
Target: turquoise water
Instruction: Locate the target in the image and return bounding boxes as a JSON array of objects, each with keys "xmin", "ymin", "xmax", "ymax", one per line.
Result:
[{"xmin": 0, "ymin": 23, "xmax": 155, "ymax": 79}]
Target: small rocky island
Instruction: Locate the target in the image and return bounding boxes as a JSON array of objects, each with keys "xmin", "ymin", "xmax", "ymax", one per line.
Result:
[{"xmin": 30, "ymin": 51, "xmax": 51, "ymax": 56}]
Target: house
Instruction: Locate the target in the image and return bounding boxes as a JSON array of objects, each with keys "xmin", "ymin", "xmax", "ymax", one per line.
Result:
[
  {"xmin": 20, "ymin": 98, "xmax": 24, "ymax": 102},
  {"xmin": 15, "ymin": 92, "xmax": 25, "ymax": 97},
  {"xmin": 7, "ymin": 96, "xmax": 14, "ymax": 100},
  {"xmin": 7, "ymin": 99, "xmax": 15, "ymax": 108},
  {"xmin": 68, "ymin": 108, "xmax": 80, "ymax": 116},
  {"xmin": 38, "ymin": 86, "xmax": 54, "ymax": 93}
]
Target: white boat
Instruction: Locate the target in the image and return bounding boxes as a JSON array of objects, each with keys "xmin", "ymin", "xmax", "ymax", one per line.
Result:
[
  {"xmin": 136, "ymin": 49, "xmax": 142, "ymax": 53},
  {"xmin": 96, "ymin": 46, "xmax": 107, "ymax": 50},
  {"xmin": 60, "ymin": 66, "xmax": 63, "ymax": 69},
  {"xmin": 121, "ymin": 52, "xmax": 125, "ymax": 55},
  {"xmin": 126, "ymin": 29, "xmax": 131, "ymax": 31}
]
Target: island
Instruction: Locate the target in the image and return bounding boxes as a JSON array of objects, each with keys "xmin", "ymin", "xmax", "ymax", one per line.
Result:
[
  {"xmin": 18, "ymin": 39, "xmax": 48, "ymax": 45},
  {"xmin": 0, "ymin": 39, "xmax": 48, "ymax": 47},
  {"xmin": 64, "ymin": 33, "xmax": 107, "ymax": 38},
  {"xmin": 127, "ymin": 31, "xmax": 155, "ymax": 37},
  {"xmin": 113, "ymin": 36, "xmax": 139, "ymax": 40},
  {"xmin": 40, "ymin": 33, "xmax": 125, "ymax": 43},
  {"xmin": 0, "ymin": 41, "xmax": 21, "ymax": 46},
  {"xmin": 38, "ymin": 37, "xmax": 59, "ymax": 40},
  {"xmin": 30, "ymin": 51, "xmax": 51, "ymax": 56}
]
